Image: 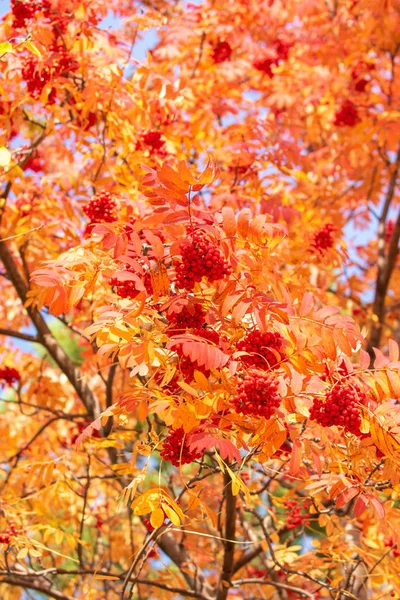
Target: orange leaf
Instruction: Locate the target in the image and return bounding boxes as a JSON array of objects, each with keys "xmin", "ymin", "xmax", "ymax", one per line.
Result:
[{"xmin": 221, "ymin": 206, "xmax": 237, "ymax": 238}]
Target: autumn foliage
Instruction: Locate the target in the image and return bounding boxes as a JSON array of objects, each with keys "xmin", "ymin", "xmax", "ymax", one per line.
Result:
[{"xmin": 0, "ymin": 0, "xmax": 400, "ymax": 599}]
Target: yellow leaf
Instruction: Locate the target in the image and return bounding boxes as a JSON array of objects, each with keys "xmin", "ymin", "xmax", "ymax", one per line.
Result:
[
  {"xmin": 24, "ymin": 39, "xmax": 41, "ymax": 57},
  {"xmin": 150, "ymin": 507, "xmax": 165, "ymax": 528},
  {"xmin": 0, "ymin": 42, "xmax": 13, "ymax": 55},
  {"xmin": 0, "ymin": 146, "xmax": 11, "ymax": 167}
]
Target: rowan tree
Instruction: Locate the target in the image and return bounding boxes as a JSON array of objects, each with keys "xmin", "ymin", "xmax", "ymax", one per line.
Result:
[{"xmin": 0, "ymin": 1, "xmax": 400, "ymax": 599}]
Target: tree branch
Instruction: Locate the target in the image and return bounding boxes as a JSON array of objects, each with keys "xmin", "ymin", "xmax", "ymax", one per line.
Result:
[
  {"xmin": 0, "ymin": 236, "xmax": 101, "ymax": 421},
  {"xmin": 216, "ymin": 470, "xmax": 237, "ymax": 600},
  {"xmin": 367, "ymin": 144, "xmax": 400, "ymax": 356}
]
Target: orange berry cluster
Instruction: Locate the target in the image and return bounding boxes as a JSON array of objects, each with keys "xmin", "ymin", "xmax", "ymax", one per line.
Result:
[
  {"xmin": 232, "ymin": 371, "xmax": 281, "ymax": 419},
  {"xmin": 237, "ymin": 330, "xmax": 284, "ymax": 369}
]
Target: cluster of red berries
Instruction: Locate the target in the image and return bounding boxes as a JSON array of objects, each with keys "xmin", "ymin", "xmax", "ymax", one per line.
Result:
[
  {"xmin": 283, "ymin": 498, "xmax": 310, "ymax": 530},
  {"xmin": 83, "ymin": 192, "xmax": 118, "ymax": 223},
  {"xmin": 110, "ymin": 269, "xmax": 152, "ymax": 300},
  {"xmin": 211, "ymin": 40, "xmax": 232, "ymax": 63},
  {"xmin": 174, "ymin": 230, "xmax": 231, "ymax": 291},
  {"xmin": 309, "ymin": 383, "xmax": 367, "ymax": 436},
  {"xmin": 11, "ymin": 0, "xmax": 50, "ymax": 28},
  {"xmin": 0, "ymin": 520, "xmax": 20, "ymax": 545},
  {"xmin": 351, "ymin": 61, "xmax": 373, "ymax": 93},
  {"xmin": 167, "ymin": 304, "xmax": 205, "ymax": 332},
  {"xmin": 334, "ymin": 99, "xmax": 360, "ymax": 127},
  {"xmin": 23, "ymin": 148, "xmax": 44, "ymax": 172},
  {"xmin": 232, "ymin": 372, "xmax": 281, "ymax": 419},
  {"xmin": 176, "ymin": 349, "xmax": 210, "ymax": 383},
  {"xmin": 253, "ymin": 38, "xmax": 292, "ymax": 77},
  {"xmin": 0, "ymin": 366, "xmax": 21, "ymax": 388},
  {"xmin": 310, "ymin": 223, "xmax": 337, "ymax": 254},
  {"xmin": 22, "ymin": 46, "xmax": 78, "ymax": 102},
  {"xmin": 160, "ymin": 427, "xmax": 202, "ymax": 466},
  {"xmin": 237, "ymin": 330, "xmax": 284, "ymax": 370},
  {"xmin": 136, "ymin": 130, "xmax": 166, "ymax": 154},
  {"xmin": 21, "ymin": 55, "xmax": 54, "ymax": 100},
  {"xmin": 384, "ymin": 536, "xmax": 400, "ymax": 558}
]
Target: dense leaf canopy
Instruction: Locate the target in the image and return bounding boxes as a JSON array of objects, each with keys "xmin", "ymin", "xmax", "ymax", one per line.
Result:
[{"xmin": 0, "ymin": 1, "xmax": 400, "ymax": 599}]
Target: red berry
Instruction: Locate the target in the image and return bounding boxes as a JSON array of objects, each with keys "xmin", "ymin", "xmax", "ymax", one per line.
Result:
[
  {"xmin": 167, "ymin": 304, "xmax": 205, "ymax": 332},
  {"xmin": 211, "ymin": 40, "xmax": 232, "ymax": 63},
  {"xmin": 0, "ymin": 367, "xmax": 21, "ymax": 388},
  {"xmin": 232, "ymin": 372, "xmax": 281, "ymax": 419},
  {"xmin": 310, "ymin": 383, "xmax": 367, "ymax": 436},
  {"xmin": 253, "ymin": 57, "xmax": 276, "ymax": 77},
  {"xmin": 334, "ymin": 100, "xmax": 360, "ymax": 127},
  {"xmin": 283, "ymin": 498, "xmax": 310, "ymax": 530},
  {"xmin": 310, "ymin": 223, "xmax": 337, "ymax": 254},
  {"xmin": 237, "ymin": 330, "xmax": 284, "ymax": 370},
  {"xmin": 174, "ymin": 230, "xmax": 231, "ymax": 291},
  {"xmin": 83, "ymin": 192, "xmax": 118, "ymax": 224},
  {"xmin": 110, "ymin": 269, "xmax": 152, "ymax": 300},
  {"xmin": 160, "ymin": 427, "xmax": 202, "ymax": 466}
]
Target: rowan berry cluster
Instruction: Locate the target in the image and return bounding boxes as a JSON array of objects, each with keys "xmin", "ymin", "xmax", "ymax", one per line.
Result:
[
  {"xmin": 334, "ymin": 99, "xmax": 360, "ymax": 127},
  {"xmin": 167, "ymin": 304, "xmax": 205, "ymax": 331},
  {"xmin": 136, "ymin": 130, "xmax": 166, "ymax": 154},
  {"xmin": 110, "ymin": 269, "xmax": 152, "ymax": 300},
  {"xmin": 11, "ymin": 0, "xmax": 50, "ymax": 28},
  {"xmin": 21, "ymin": 56, "xmax": 54, "ymax": 100},
  {"xmin": 351, "ymin": 61, "xmax": 373, "ymax": 93},
  {"xmin": 160, "ymin": 427, "xmax": 202, "ymax": 466},
  {"xmin": 211, "ymin": 40, "xmax": 232, "ymax": 63},
  {"xmin": 309, "ymin": 383, "xmax": 367, "ymax": 436},
  {"xmin": 192, "ymin": 327, "xmax": 220, "ymax": 345},
  {"xmin": 174, "ymin": 230, "xmax": 231, "ymax": 290},
  {"xmin": 283, "ymin": 498, "xmax": 310, "ymax": 530},
  {"xmin": 310, "ymin": 223, "xmax": 337, "ymax": 254},
  {"xmin": 384, "ymin": 536, "xmax": 400, "ymax": 558},
  {"xmin": 83, "ymin": 192, "xmax": 118, "ymax": 223},
  {"xmin": 176, "ymin": 350, "xmax": 210, "ymax": 383},
  {"xmin": 253, "ymin": 38, "xmax": 292, "ymax": 76},
  {"xmin": 237, "ymin": 330, "xmax": 284, "ymax": 369},
  {"xmin": 232, "ymin": 372, "xmax": 281, "ymax": 418},
  {"xmin": 0, "ymin": 520, "xmax": 20, "ymax": 545},
  {"xmin": 0, "ymin": 366, "xmax": 21, "ymax": 388}
]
